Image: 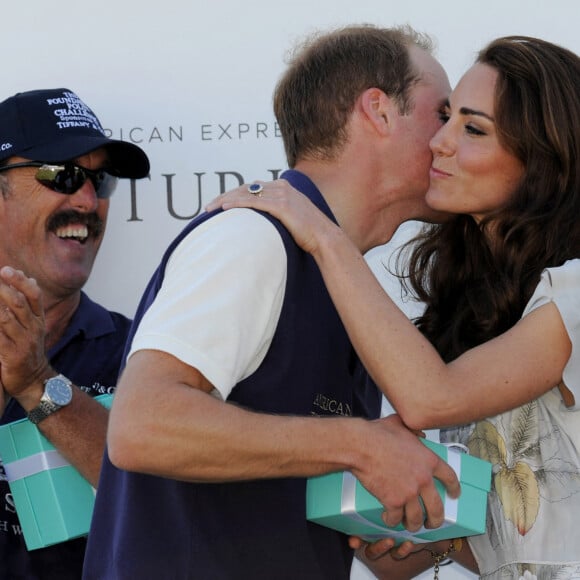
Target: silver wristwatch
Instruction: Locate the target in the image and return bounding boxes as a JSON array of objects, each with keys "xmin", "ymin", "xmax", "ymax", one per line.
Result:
[{"xmin": 27, "ymin": 374, "xmax": 73, "ymax": 425}]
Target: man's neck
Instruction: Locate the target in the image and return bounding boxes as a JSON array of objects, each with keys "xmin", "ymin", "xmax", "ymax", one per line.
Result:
[{"xmin": 294, "ymin": 160, "xmax": 403, "ymax": 253}]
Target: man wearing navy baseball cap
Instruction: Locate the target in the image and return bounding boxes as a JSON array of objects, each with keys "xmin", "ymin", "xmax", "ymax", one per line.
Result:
[{"xmin": 0, "ymin": 88, "xmax": 149, "ymax": 579}]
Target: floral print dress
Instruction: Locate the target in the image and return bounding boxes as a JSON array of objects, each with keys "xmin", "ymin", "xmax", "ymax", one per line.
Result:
[{"xmin": 441, "ymin": 259, "xmax": 580, "ymax": 579}]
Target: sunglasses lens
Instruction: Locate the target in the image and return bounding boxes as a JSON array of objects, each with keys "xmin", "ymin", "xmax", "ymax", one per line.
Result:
[
  {"xmin": 36, "ymin": 164, "xmax": 118, "ymax": 198},
  {"xmin": 92, "ymin": 172, "xmax": 119, "ymax": 199},
  {"xmin": 36, "ymin": 165, "xmax": 82, "ymax": 194}
]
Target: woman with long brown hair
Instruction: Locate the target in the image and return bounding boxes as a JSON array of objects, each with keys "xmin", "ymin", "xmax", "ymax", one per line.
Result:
[{"xmin": 209, "ymin": 36, "xmax": 580, "ymax": 578}]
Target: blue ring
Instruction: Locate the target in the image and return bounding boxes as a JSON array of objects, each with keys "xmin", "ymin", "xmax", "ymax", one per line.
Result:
[{"xmin": 248, "ymin": 183, "xmax": 263, "ymax": 195}]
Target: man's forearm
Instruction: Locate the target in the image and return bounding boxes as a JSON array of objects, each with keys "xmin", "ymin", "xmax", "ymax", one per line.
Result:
[{"xmin": 34, "ymin": 388, "xmax": 109, "ymax": 487}]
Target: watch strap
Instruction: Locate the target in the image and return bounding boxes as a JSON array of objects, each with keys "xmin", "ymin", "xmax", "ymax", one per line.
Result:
[{"xmin": 28, "ymin": 400, "xmax": 61, "ymax": 425}]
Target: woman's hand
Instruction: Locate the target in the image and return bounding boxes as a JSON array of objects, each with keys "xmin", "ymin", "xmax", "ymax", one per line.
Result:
[
  {"xmin": 351, "ymin": 536, "xmax": 422, "ymax": 560},
  {"xmin": 205, "ymin": 179, "xmax": 340, "ymax": 256},
  {"xmin": 351, "ymin": 536, "xmax": 471, "ymax": 580}
]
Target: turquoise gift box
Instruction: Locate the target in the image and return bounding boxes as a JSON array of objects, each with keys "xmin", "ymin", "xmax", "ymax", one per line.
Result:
[
  {"xmin": 306, "ymin": 438, "xmax": 492, "ymax": 544},
  {"xmin": 0, "ymin": 393, "xmax": 113, "ymax": 550}
]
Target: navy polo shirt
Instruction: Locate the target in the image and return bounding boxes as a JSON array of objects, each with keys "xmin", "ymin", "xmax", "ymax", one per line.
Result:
[{"xmin": 0, "ymin": 292, "xmax": 131, "ymax": 580}]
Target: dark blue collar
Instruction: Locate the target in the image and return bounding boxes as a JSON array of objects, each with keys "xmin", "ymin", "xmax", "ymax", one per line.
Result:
[{"xmin": 48, "ymin": 291, "xmax": 119, "ymax": 358}]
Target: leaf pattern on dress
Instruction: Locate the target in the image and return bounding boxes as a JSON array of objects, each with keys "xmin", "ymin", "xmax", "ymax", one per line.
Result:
[
  {"xmin": 508, "ymin": 402, "xmax": 538, "ymax": 460},
  {"xmin": 495, "ymin": 462, "xmax": 539, "ymax": 535},
  {"xmin": 468, "ymin": 418, "xmax": 540, "ymax": 535},
  {"xmin": 535, "ymin": 454, "xmax": 580, "ymax": 502},
  {"xmin": 467, "ymin": 420, "xmax": 506, "ymax": 465}
]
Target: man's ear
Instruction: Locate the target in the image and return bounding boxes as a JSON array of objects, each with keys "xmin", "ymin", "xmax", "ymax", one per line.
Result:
[{"xmin": 359, "ymin": 88, "xmax": 393, "ymax": 136}]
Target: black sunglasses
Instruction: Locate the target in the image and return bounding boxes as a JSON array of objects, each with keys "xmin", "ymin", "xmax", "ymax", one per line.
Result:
[{"xmin": 0, "ymin": 161, "xmax": 119, "ymax": 199}]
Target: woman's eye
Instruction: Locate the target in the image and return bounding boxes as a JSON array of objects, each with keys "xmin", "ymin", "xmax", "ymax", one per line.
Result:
[
  {"xmin": 438, "ymin": 111, "xmax": 450, "ymax": 123},
  {"xmin": 466, "ymin": 124, "xmax": 485, "ymax": 136}
]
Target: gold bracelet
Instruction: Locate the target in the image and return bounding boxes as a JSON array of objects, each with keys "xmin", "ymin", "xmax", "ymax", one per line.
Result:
[{"xmin": 427, "ymin": 538, "xmax": 463, "ymax": 580}]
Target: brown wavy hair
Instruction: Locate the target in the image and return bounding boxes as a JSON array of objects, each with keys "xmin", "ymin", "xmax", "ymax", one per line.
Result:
[{"xmin": 403, "ymin": 36, "xmax": 580, "ymax": 361}]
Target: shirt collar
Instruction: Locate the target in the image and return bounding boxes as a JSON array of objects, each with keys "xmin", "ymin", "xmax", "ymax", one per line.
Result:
[{"xmin": 48, "ymin": 292, "xmax": 119, "ymax": 357}]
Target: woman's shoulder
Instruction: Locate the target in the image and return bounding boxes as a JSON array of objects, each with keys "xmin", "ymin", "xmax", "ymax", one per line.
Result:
[
  {"xmin": 544, "ymin": 258, "xmax": 580, "ymax": 276},
  {"xmin": 542, "ymin": 259, "xmax": 580, "ymax": 298},
  {"xmin": 525, "ymin": 260, "xmax": 580, "ymax": 409},
  {"xmin": 525, "ymin": 259, "xmax": 580, "ymax": 313}
]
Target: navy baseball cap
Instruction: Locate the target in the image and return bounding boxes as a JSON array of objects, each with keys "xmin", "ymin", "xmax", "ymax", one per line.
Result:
[{"xmin": 0, "ymin": 88, "xmax": 150, "ymax": 178}]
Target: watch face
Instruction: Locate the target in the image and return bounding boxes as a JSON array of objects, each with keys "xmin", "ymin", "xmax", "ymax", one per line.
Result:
[{"xmin": 46, "ymin": 377, "xmax": 73, "ymax": 405}]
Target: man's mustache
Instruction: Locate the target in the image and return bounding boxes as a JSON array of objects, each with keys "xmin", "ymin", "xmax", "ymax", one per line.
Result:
[{"xmin": 47, "ymin": 210, "xmax": 104, "ymax": 239}]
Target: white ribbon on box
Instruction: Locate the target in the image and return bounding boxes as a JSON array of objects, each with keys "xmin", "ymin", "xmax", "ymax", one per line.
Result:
[
  {"xmin": 1, "ymin": 394, "xmax": 113, "ymax": 486},
  {"xmin": 4, "ymin": 449, "xmax": 70, "ymax": 482},
  {"xmin": 340, "ymin": 445, "xmax": 463, "ymax": 543}
]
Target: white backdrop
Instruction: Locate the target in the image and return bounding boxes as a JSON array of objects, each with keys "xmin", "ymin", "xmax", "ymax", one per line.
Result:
[
  {"xmin": 9, "ymin": 0, "xmax": 570, "ymax": 320},
  {"xmin": 5, "ymin": 1, "xmax": 578, "ymax": 577}
]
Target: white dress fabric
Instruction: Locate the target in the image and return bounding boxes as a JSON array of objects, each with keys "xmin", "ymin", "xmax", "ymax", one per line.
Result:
[{"xmin": 442, "ymin": 259, "xmax": 580, "ymax": 579}]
